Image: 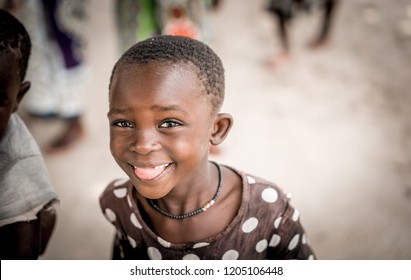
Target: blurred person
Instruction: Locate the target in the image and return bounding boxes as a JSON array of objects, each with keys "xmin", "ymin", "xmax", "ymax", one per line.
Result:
[
  {"xmin": 157, "ymin": 0, "xmax": 210, "ymax": 41},
  {"xmin": 114, "ymin": 0, "xmax": 211, "ymax": 55},
  {"xmin": 266, "ymin": 0, "xmax": 340, "ymax": 67},
  {"xmin": 6, "ymin": 0, "xmax": 89, "ymax": 153},
  {"xmin": 100, "ymin": 35, "xmax": 315, "ymax": 259},
  {"xmin": 209, "ymin": 0, "xmax": 222, "ymax": 10},
  {"xmin": 0, "ymin": 9, "xmax": 58, "ymax": 259},
  {"xmin": 114, "ymin": 0, "xmax": 161, "ymax": 54}
]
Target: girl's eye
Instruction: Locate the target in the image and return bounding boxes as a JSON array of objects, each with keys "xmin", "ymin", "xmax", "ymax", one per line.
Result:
[
  {"xmin": 159, "ymin": 120, "xmax": 181, "ymax": 128},
  {"xmin": 113, "ymin": 120, "xmax": 133, "ymax": 128}
]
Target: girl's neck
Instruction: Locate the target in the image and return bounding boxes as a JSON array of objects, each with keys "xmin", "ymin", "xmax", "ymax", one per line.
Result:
[{"xmin": 151, "ymin": 161, "xmax": 220, "ymax": 217}]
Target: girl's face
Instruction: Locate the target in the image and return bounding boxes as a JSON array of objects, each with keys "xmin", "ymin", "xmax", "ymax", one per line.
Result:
[{"xmin": 108, "ymin": 63, "xmax": 215, "ymax": 199}]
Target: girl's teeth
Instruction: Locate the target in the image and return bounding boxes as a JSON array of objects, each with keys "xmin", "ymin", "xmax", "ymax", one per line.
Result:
[{"xmin": 154, "ymin": 163, "xmax": 169, "ymax": 169}]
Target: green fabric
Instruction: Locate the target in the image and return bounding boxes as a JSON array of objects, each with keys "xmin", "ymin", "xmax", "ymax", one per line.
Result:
[{"xmin": 116, "ymin": 0, "xmax": 160, "ymax": 52}]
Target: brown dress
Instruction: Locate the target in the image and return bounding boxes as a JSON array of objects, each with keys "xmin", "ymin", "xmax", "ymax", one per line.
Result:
[{"xmin": 100, "ymin": 165, "xmax": 316, "ymax": 260}]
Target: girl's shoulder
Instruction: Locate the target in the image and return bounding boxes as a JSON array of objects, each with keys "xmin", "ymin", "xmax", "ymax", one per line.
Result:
[
  {"xmin": 100, "ymin": 178, "xmax": 132, "ymax": 207},
  {"xmin": 223, "ymin": 164, "xmax": 290, "ymax": 201},
  {"xmin": 221, "ymin": 164, "xmax": 291, "ymax": 218}
]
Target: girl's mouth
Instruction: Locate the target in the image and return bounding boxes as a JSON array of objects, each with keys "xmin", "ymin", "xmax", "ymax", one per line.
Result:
[{"xmin": 132, "ymin": 163, "xmax": 172, "ymax": 181}]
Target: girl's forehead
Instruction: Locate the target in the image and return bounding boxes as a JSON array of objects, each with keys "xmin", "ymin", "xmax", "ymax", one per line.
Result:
[
  {"xmin": 109, "ymin": 62, "xmax": 214, "ymax": 116},
  {"xmin": 111, "ymin": 62, "xmax": 207, "ymax": 102},
  {"xmin": 121, "ymin": 61, "xmax": 198, "ymax": 79},
  {"xmin": 113, "ymin": 62, "xmax": 204, "ymax": 95}
]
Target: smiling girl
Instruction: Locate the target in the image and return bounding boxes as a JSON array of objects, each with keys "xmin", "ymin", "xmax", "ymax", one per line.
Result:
[{"xmin": 100, "ymin": 35, "xmax": 315, "ymax": 260}]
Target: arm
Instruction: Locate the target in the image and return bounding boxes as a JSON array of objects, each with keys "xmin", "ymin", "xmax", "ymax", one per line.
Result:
[{"xmin": 0, "ymin": 202, "xmax": 56, "ymax": 259}]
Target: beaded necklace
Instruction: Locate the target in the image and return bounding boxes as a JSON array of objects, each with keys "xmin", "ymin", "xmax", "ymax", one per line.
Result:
[{"xmin": 148, "ymin": 162, "xmax": 222, "ymax": 219}]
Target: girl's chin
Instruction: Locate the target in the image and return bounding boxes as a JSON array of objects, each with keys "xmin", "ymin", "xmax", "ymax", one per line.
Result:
[{"xmin": 134, "ymin": 185, "xmax": 171, "ymax": 200}]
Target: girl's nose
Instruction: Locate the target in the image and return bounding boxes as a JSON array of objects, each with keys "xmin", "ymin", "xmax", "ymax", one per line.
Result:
[{"xmin": 129, "ymin": 130, "xmax": 161, "ymax": 155}]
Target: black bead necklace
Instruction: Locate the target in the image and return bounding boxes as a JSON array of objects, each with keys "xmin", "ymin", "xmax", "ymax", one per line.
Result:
[{"xmin": 148, "ymin": 162, "xmax": 222, "ymax": 219}]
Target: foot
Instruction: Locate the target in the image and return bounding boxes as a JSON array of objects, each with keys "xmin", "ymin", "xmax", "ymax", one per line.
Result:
[
  {"xmin": 308, "ymin": 37, "xmax": 330, "ymax": 50},
  {"xmin": 46, "ymin": 118, "xmax": 84, "ymax": 154},
  {"xmin": 267, "ymin": 51, "xmax": 290, "ymax": 68}
]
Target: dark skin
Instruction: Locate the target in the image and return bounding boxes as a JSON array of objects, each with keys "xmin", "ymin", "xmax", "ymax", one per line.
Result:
[
  {"xmin": 0, "ymin": 205, "xmax": 56, "ymax": 259},
  {"xmin": 0, "ymin": 54, "xmax": 56, "ymax": 259},
  {"xmin": 108, "ymin": 62, "xmax": 242, "ymax": 243},
  {"xmin": 137, "ymin": 163, "xmax": 242, "ymax": 243},
  {"xmin": 0, "ymin": 54, "xmax": 29, "ymax": 137}
]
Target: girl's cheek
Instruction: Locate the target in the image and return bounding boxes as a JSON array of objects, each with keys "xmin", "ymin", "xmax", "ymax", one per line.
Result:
[{"xmin": 110, "ymin": 135, "xmax": 126, "ymax": 155}]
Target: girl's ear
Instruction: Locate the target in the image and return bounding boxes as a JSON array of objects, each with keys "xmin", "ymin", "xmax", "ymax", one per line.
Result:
[
  {"xmin": 13, "ymin": 81, "xmax": 31, "ymax": 112},
  {"xmin": 210, "ymin": 113, "xmax": 233, "ymax": 145}
]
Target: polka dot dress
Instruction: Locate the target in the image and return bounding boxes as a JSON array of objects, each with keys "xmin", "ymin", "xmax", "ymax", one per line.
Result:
[{"xmin": 100, "ymin": 166, "xmax": 316, "ymax": 260}]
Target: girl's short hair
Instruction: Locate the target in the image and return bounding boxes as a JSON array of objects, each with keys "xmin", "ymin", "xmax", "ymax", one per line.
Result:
[{"xmin": 110, "ymin": 35, "xmax": 225, "ymax": 113}]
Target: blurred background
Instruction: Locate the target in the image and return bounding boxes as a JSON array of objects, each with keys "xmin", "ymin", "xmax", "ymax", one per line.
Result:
[{"xmin": 8, "ymin": 0, "xmax": 411, "ymax": 259}]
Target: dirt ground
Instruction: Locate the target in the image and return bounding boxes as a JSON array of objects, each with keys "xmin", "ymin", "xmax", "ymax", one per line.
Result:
[{"xmin": 22, "ymin": 0, "xmax": 411, "ymax": 259}]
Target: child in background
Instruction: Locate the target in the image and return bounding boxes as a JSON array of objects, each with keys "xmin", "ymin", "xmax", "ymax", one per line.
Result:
[
  {"xmin": 9, "ymin": 0, "xmax": 89, "ymax": 153},
  {"xmin": 157, "ymin": 0, "xmax": 209, "ymax": 41},
  {"xmin": 114, "ymin": 0, "xmax": 161, "ymax": 54},
  {"xmin": 0, "ymin": 9, "xmax": 58, "ymax": 259},
  {"xmin": 266, "ymin": 0, "xmax": 340, "ymax": 67},
  {"xmin": 100, "ymin": 35, "xmax": 315, "ymax": 260}
]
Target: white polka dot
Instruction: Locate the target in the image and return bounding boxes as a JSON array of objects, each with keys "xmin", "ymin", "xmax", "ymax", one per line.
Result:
[
  {"xmin": 157, "ymin": 237, "xmax": 171, "ymax": 248},
  {"xmin": 113, "ymin": 178, "xmax": 129, "ymax": 187},
  {"xmin": 274, "ymin": 217, "xmax": 282, "ymax": 229},
  {"xmin": 269, "ymin": 234, "xmax": 281, "ymax": 247},
  {"xmin": 247, "ymin": 176, "xmax": 256, "ymax": 184},
  {"xmin": 308, "ymin": 255, "xmax": 315, "ymax": 260},
  {"xmin": 130, "ymin": 213, "xmax": 142, "ymax": 229},
  {"xmin": 288, "ymin": 234, "xmax": 300, "ymax": 251},
  {"xmin": 193, "ymin": 242, "xmax": 209, "ymax": 249},
  {"xmin": 256, "ymin": 239, "xmax": 268, "ymax": 253},
  {"xmin": 292, "ymin": 209, "xmax": 300, "ymax": 221},
  {"xmin": 127, "ymin": 235, "xmax": 136, "ymax": 248},
  {"xmin": 302, "ymin": 234, "xmax": 307, "ymax": 244},
  {"xmin": 242, "ymin": 217, "xmax": 259, "ymax": 233},
  {"xmin": 261, "ymin": 187, "xmax": 278, "ymax": 203},
  {"xmin": 222, "ymin": 250, "xmax": 239, "ymax": 260},
  {"xmin": 147, "ymin": 247, "xmax": 162, "ymax": 260},
  {"xmin": 127, "ymin": 195, "xmax": 132, "ymax": 208},
  {"xmin": 183, "ymin": 254, "xmax": 200, "ymax": 260},
  {"xmin": 104, "ymin": 208, "xmax": 116, "ymax": 222},
  {"xmin": 113, "ymin": 188, "xmax": 127, "ymax": 198},
  {"xmin": 286, "ymin": 193, "xmax": 292, "ymax": 199}
]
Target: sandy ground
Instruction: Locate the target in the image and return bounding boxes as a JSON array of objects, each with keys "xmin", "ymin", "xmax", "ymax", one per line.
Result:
[{"xmin": 20, "ymin": 0, "xmax": 411, "ymax": 259}]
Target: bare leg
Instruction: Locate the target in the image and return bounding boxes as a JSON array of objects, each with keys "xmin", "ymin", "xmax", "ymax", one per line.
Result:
[
  {"xmin": 211, "ymin": 0, "xmax": 222, "ymax": 10},
  {"xmin": 309, "ymin": 0, "xmax": 339, "ymax": 48},
  {"xmin": 268, "ymin": 13, "xmax": 291, "ymax": 67},
  {"xmin": 0, "ymin": 203, "xmax": 56, "ymax": 259},
  {"xmin": 46, "ymin": 117, "xmax": 84, "ymax": 153},
  {"xmin": 278, "ymin": 13, "xmax": 290, "ymax": 52}
]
